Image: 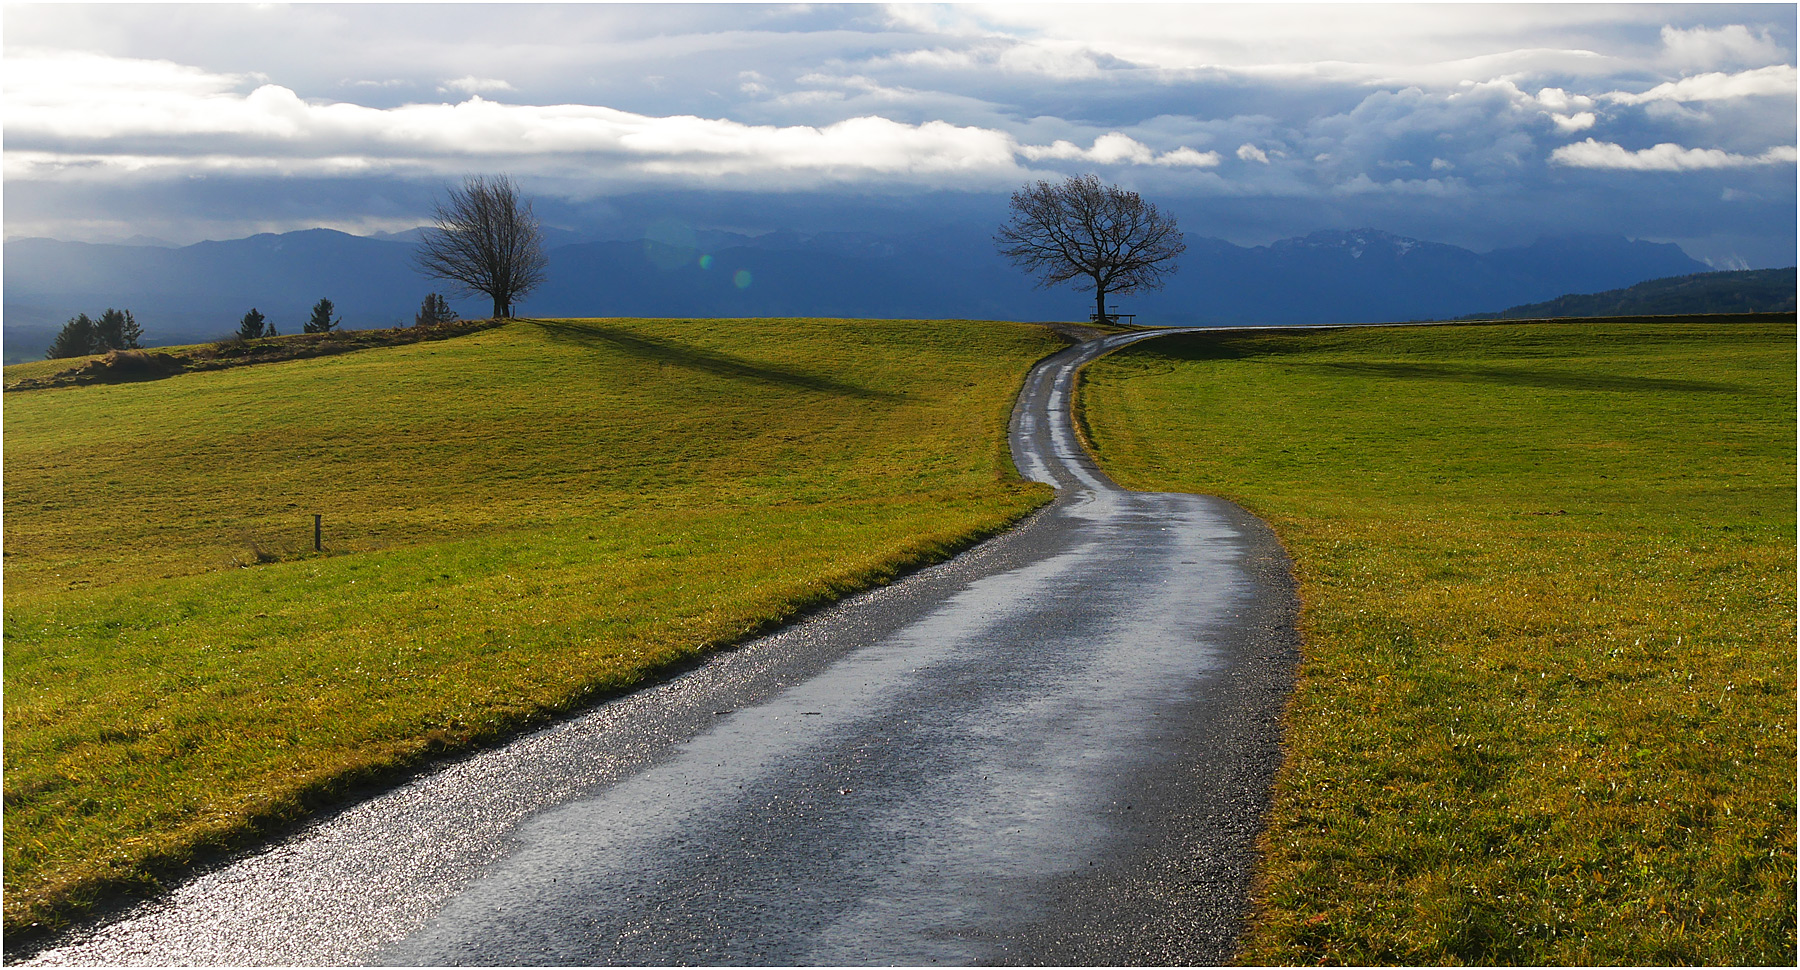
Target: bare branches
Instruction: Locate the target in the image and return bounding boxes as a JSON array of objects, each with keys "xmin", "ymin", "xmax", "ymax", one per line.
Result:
[
  {"xmin": 995, "ymin": 174, "xmax": 1185, "ymax": 323},
  {"xmin": 413, "ymin": 175, "xmax": 549, "ymax": 320}
]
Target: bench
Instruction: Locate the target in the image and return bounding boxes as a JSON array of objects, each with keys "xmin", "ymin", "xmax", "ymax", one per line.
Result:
[{"xmin": 1089, "ymin": 313, "xmax": 1136, "ymax": 325}]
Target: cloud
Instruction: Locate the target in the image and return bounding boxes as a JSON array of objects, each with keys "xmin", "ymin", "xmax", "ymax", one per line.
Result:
[
  {"xmin": 1154, "ymin": 147, "xmax": 1222, "ymax": 168},
  {"xmin": 3, "ymin": 5, "xmax": 1794, "ymax": 267},
  {"xmin": 3, "ymin": 52, "xmax": 1224, "ymax": 186},
  {"xmin": 1660, "ymin": 24, "xmax": 1787, "ymax": 70},
  {"xmin": 1605, "ymin": 65, "xmax": 1797, "ymax": 104},
  {"xmin": 1017, "ymin": 133, "xmax": 1216, "ymax": 168},
  {"xmin": 1332, "ymin": 173, "xmax": 1465, "ymax": 196},
  {"xmin": 1550, "ymin": 112, "xmax": 1597, "ymax": 133},
  {"xmin": 439, "ymin": 76, "xmax": 517, "ymax": 95},
  {"xmin": 1550, "ymin": 138, "xmax": 1799, "ymax": 171},
  {"xmin": 879, "ymin": 2, "xmax": 1632, "ymax": 88}
]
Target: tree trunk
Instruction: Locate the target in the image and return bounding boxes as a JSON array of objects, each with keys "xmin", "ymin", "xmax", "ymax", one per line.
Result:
[
  {"xmin": 1094, "ymin": 289, "xmax": 1108, "ymax": 325},
  {"xmin": 493, "ymin": 295, "xmax": 508, "ymax": 320}
]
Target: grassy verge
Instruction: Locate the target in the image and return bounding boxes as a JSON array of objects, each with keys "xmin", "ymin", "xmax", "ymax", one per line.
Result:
[
  {"xmin": 1077, "ymin": 321, "xmax": 1795, "ymax": 964},
  {"xmin": 3, "ymin": 316, "xmax": 1064, "ymax": 937},
  {"xmin": 4, "ymin": 318, "xmax": 504, "ymax": 392}
]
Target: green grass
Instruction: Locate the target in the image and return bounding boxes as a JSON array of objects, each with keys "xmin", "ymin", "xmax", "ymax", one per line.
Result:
[
  {"xmin": 4, "ymin": 355, "xmax": 103, "ymax": 383},
  {"xmin": 1078, "ymin": 321, "xmax": 1796, "ymax": 964},
  {"xmin": 2, "ymin": 316, "xmax": 1063, "ymax": 935}
]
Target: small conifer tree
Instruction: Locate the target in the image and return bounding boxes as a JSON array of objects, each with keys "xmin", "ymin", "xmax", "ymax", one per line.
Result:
[
  {"xmin": 415, "ymin": 293, "xmax": 458, "ymax": 327},
  {"xmin": 236, "ymin": 307, "xmax": 269, "ymax": 340},
  {"xmin": 94, "ymin": 308, "xmax": 143, "ymax": 350},
  {"xmin": 304, "ymin": 298, "xmax": 341, "ymax": 334},
  {"xmin": 119, "ymin": 309, "xmax": 144, "ymax": 348}
]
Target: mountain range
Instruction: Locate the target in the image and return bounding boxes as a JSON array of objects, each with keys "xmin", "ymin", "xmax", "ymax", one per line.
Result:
[
  {"xmin": 3, "ymin": 225, "xmax": 1716, "ymax": 363},
  {"xmin": 1468, "ymin": 267, "xmax": 1795, "ymax": 319}
]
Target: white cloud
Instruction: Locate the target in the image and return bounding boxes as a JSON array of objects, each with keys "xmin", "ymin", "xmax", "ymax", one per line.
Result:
[
  {"xmin": 3, "ymin": 51, "xmax": 1232, "ymax": 186},
  {"xmin": 1550, "ymin": 111, "xmax": 1596, "ymax": 132},
  {"xmin": 1017, "ymin": 133, "xmax": 1216, "ymax": 168},
  {"xmin": 1154, "ymin": 146, "xmax": 1222, "ymax": 168},
  {"xmin": 1088, "ymin": 132, "xmax": 1154, "ymax": 164},
  {"xmin": 439, "ymin": 76, "xmax": 517, "ymax": 95},
  {"xmin": 1236, "ymin": 143, "xmax": 1269, "ymax": 164},
  {"xmin": 1660, "ymin": 24, "xmax": 1787, "ymax": 70},
  {"xmin": 879, "ymin": 2, "xmax": 1629, "ymax": 87},
  {"xmin": 737, "ymin": 71, "xmax": 770, "ymax": 96},
  {"xmin": 1534, "ymin": 86, "xmax": 1595, "ymax": 112},
  {"xmin": 1550, "ymin": 138, "xmax": 1799, "ymax": 171},
  {"xmin": 1605, "ymin": 65, "xmax": 1797, "ymax": 105}
]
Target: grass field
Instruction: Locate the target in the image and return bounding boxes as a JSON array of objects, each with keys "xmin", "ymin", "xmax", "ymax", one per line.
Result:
[
  {"xmin": 1078, "ymin": 320, "xmax": 1795, "ymax": 964},
  {"xmin": 2, "ymin": 316, "xmax": 1063, "ymax": 935}
]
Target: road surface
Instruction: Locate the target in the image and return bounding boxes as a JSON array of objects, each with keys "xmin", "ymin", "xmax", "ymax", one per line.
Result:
[{"xmin": 22, "ymin": 327, "xmax": 1298, "ymax": 966}]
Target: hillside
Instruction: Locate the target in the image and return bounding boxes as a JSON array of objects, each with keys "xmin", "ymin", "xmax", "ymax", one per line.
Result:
[
  {"xmin": 1468, "ymin": 267, "xmax": 1797, "ymax": 319},
  {"xmin": 1082, "ymin": 321, "xmax": 1795, "ymax": 964},
  {"xmin": 4, "ymin": 226, "xmax": 1711, "ymax": 361},
  {"xmin": 2, "ymin": 316, "xmax": 1064, "ymax": 937}
]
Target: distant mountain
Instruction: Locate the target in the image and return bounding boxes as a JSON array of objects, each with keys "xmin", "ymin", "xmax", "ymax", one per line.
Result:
[
  {"xmin": 4, "ymin": 224, "xmax": 1715, "ymax": 363},
  {"xmin": 4, "ymin": 230, "xmax": 436, "ymax": 362},
  {"xmin": 1158, "ymin": 229, "xmax": 1709, "ymax": 326},
  {"xmin": 1463, "ymin": 268, "xmax": 1797, "ymax": 319}
]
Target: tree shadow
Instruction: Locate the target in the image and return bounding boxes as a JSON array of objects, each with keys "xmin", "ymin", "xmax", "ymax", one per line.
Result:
[
  {"xmin": 1126, "ymin": 330, "xmax": 1332, "ymax": 362},
  {"xmin": 1291, "ymin": 360, "xmax": 1744, "ymax": 395},
  {"xmin": 1127, "ymin": 331, "xmax": 1745, "ymax": 394},
  {"xmin": 529, "ymin": 320, "xmax": 899, "ymax": 401}
]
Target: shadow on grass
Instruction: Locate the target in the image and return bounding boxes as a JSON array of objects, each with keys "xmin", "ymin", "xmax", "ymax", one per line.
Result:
[
  {"xmin": 1130, "ymin": 331, "xmax": 1745, "ymax": 395},
  {"xmin": 1294, "ymin": 360, "xmax": 1745, "ymax": 395},
  {"xmin": 530, "ymin": 320, "xmax": 898, "ymax": 401}
]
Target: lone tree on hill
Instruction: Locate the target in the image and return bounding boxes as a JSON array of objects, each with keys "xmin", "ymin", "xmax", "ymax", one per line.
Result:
[
  {"xmin": 995, "ymin": 174, "xmax": 1186, "ymax": 324},
  {"xmin": 415, "ymin": 293, "xmax": 459, "ymax": 327},
  {"xmin": 304, "ymin": 297, "xmax": 341, "ymax": 334},
  {"xmin": 413, "ymin": 174, "xmax": 548, "ymax": 320},
  {"xmin": 236, "ymin": 307, "xmax": 271, "ymax": 340}
]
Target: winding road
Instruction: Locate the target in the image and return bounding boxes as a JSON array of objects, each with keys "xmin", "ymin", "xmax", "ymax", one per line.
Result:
[{"xmin": 23, "ymin": 327, "xmax": 1299, "ymax": 966}]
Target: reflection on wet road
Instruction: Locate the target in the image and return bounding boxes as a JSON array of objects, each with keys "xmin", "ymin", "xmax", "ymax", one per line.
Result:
[{"xmin": 26, "ymin": 328, "xmax": 1297, "ymax": 966}]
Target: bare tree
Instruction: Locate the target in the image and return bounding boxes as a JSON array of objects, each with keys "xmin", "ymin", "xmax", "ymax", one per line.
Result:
[
  {"xmin": 413, "ymin": 175, "xmax": 549, "ymax": 320},
  {"xmin": 995, "ymin": 174, "xmax": 1186, "ymax": 324}
]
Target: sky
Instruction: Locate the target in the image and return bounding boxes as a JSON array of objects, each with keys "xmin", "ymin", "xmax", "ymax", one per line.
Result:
[{"xmin": 4, "ymin": 2, "xmax": 1796, "ymax": 268}]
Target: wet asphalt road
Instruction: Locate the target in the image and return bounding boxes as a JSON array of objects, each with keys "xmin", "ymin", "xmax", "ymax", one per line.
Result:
[{"xmin": 21, "ymin": 328, "xmax": 1299, "ymax": 966}]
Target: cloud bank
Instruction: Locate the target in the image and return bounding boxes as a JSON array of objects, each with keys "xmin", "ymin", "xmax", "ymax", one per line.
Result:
[{"xmin": 3, "ymin": 3, "xmax": 1793, "ymax": 267}]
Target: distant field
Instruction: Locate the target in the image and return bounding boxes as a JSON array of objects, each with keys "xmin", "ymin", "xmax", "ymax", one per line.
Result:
[
  {"xmin": 2, "ymin": 316, "xmax": 1063, "ymax": 935},
  {"xmin": 1079, "ymin": 321, "xmax": 1796, "ymax": 964}
]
